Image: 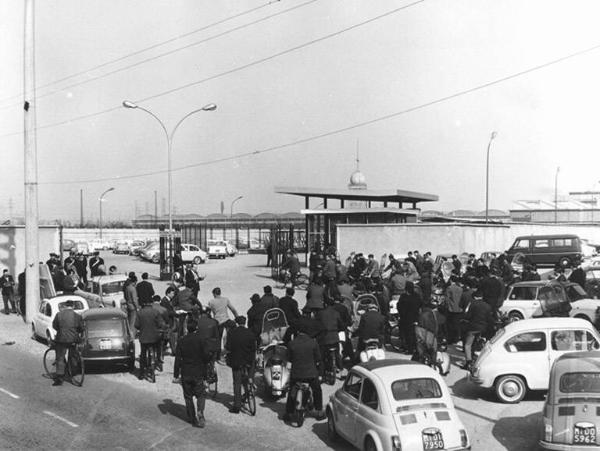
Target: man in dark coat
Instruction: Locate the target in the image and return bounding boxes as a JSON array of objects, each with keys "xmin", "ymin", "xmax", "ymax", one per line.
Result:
[
  {"xmin": 135, "ymin": 299, "xmax": 167, "ymax": 375},
  {"xmin": 281, "ymin": 251, "xmax": 301, "ymax": 288},
  {"xmin": 332, "ymin": 296, "xmax": 353, "ymax": 361},
  {"xmin": 569, "ymin": 264, "xmax": 586, "ymax": 289},
  {"xmin": 136, "ymin": 272, "xmax": 155, "ymax": 306},
  {"xmin": 305, "ymin": 278, "xmax": 325, "ymax": 311},
  {"xmin": 316, "ymin": 298, "xmax": 344, "ymax": 372},
  {"xmin": 398, "ymin": 281, "xmax": 422, "ymax": 354},
  {"xmin": 88, "ymin": 251, "xmax": 105, "ymax": 277},
  {"xmin": 225, "ymin": 316, "xmax": 257, "ymax": 413},
  {"xmin": 461, "ymin": 296, "xmax": 494, "ymax": 370},
  {"xmin": 73, "ymin": 252, "xmax": 88, "ymax": 285},
  {"xmin": 51, "ymin": 300, "xmax": 83, "ymax": 386},
  {"xmin": 279, "ymin": 287, "xmax": 301, "ymax": 326},
  {"xmin": 356, "ymin": 304, "xmax": 386, "ymax": 361},
  {"xmin": 260, "ymin": 285, "xmax": 279, "ymax": 309},
  {"xmin": 247, "ymin": 293, "xmax": 264, "ymax": 341},
  {"xmin": 174, "ymin": 320, "xmax": 210, "ymax": 428},
  {"xmin": 196, "ymin": 307, "xmax": 220, "ymax": 358},
  {"xmin": 1, "ymin": 269, "xmax": 16, "ymax": 314},
  {"xmin": 284, "ymin": 321, "xmax": 324, "ymax": 422}
]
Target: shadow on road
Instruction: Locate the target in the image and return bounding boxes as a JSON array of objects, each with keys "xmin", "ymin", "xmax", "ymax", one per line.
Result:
[
  {"xmin": 311, "ymin": 422, "xmax": 355, "ymax": 450},
  {"xmin": 451, "ymin": 376, "xmax": 497, "ymax": 401},
  {"xmin": 492, "ymin": 411, "xmax": 542, "ymax": 451},
  {"xmin": 157, "ymin": 398, "xmax": 189, "ymax": 423}
]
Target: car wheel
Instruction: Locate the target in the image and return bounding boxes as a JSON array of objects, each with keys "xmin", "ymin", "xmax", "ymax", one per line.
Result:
[
  {"xmin": 364, "ymin": 436, "xmax": 377, "ymax": 451},
  {"xmin": 559, "ymin": 257, "xmax": 572, "ymax": 268},
  {"xmin": 193, "ymin": 257, "xmax": 202, "ymax": 265},
  {"xmin": 495, "ymin": 374, "xmax": 527, "ymax": 403},
  {"xmin": 508, "ymin": 311, "xmax": 524, "ymax": 322},
  {"xmin": 326, "ymin": 409, "xmax": 338, "ymax": 442}
]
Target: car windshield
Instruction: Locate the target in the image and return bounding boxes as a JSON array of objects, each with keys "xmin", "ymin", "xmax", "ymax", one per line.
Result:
[
  {"xmin": 100, "ymin": 280, "xmax": 125, "ymax": 295},
  {"xmin": 560, "ymin": 372, "xmax": 600, "ymax": 393},
  {"xmin": 86, "ymin": 319, "xmax": 126, "ymax": 338},
  {"xmin": 391, "ymin": 378, "xmax": 442, "ymax": 401}
]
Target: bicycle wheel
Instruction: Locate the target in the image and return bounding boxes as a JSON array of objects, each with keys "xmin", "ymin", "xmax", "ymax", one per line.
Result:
[
  {"xmin": 244, "ymin": 380, "xmax": 256, "ymax": 416},
  {"xmin": 68, "ymin": 348, "xmax": 85, "ymax": 387},
  {"xmin": 43, "ymin": 347, "xmax": 57, "ymax": 379}
]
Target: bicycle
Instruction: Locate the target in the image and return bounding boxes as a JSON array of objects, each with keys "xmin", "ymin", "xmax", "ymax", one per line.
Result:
[
  {"xmin": 43, "ymin": 341, "xmax": 85, "ymax": 387},
  {"xmin": 278, "ymin": 270, "xmax": 309, "ymax": 290},
  {"xmin": 292, "ymin": 381, "xmax": 313, "ymax": 427},
  {"xmin": 141, "ymin": 343, "xmax": 158, "ymax": 383},
  {"xmin": 205, "ymin": 358, "xmax": 218, "ymax": 399},
  {"xmin": 323, "ymin": 344, "xmax": 338, "ymax": 385},
  {"xmin": 240, "ymin": 364, "xmax": 256, "ymax": 416}
]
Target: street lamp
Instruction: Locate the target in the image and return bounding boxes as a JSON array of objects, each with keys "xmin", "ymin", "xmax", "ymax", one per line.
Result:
[
  {"xmin": 554, "ymin": 166, "xmax": 560, "ymax": 223},
  {"xmin": 99, "ymin": 187, "xmax": 115, "ymax": 240},
  {"xmin": 484, "ymin": 131, "xmax": 498, "ymax": 224},
  {"xmin": 230, "ymin": 195, "xmax": 243, "ymax": 218},
  {"xmin": 122, "ymin": 100, "xmax": 216, "ymax": 235}
]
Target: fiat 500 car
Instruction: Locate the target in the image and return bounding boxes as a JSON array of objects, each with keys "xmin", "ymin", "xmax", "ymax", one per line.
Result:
[
  {"xmin": 540, "ymin": 351, "xmax": 600, "ymax": 450},
  {"xmin": 81, "ymin": 308, "xmax": 135, "ymax": 371},
  {"xmin": 327, "ymin": 359, "xmax": 470, "ymax": 451}
]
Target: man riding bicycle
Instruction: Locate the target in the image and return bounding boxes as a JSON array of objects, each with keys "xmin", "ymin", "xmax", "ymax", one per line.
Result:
[
  {"xmin": 51, "ymin": 299, "xmax": 83, "ymax": 386},
  {"xmin": 460, "ymin": 294, "xmax": 494, "ymax": 371},
  {"xmin": 225, "ymin": 316, "xmax": 256, "ymax": 414},
  {"xmin": 135, "ymin": 298, "xmax": 167, "ymax": 377}
]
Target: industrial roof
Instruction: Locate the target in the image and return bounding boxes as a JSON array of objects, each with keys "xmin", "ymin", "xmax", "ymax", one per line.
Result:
[{"xmin": 275, "ymin": 186, "xmax": 438, "ymax": 203}]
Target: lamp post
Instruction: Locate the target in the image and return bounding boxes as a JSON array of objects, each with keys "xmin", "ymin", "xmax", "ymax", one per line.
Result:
[
  {"xmin": 230, "ymin": 195, "xmax": 243, "ymax": 218},
  {"xmin": 122, "ymin": 100, "xmax": 217, "ymax": 235},
  {"xmin": 484, "ymin": 131, "xmax": 498, "ymax": 224},
  {"xmin": 554, "ymin": 166, "xmax": 560, "ymax": 223},
  {"xmin": 99, "ymin": 187, "xmax": 115, "ymax": 240}
]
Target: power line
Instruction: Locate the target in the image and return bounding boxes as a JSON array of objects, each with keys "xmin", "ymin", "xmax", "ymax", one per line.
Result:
[
  {"xmin": 39, "ymin": 41, "xmax": 600, "ymax": 186},
  {"xmin": 0, "ymin": 0, "xmax": 424, "ymax": 139},
  {"xmin": 0, "ymin": 1, "xmax": 276, "ymax": 107}
]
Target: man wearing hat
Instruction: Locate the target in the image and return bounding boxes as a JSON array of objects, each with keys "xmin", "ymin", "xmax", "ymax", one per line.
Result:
[
  {"xmin": 46, "ymin": 253, "xmax": 60, "ymax": 273},
  {"xmin": 89, "ymin": 251, "xmax": 105, "ymax": 277},
  {"xmin": 225, "ymin": 316, "xmax": 256, "ymax": 414},
  {"xmin": 51, "ymin": 300, "xmax": 83, "ymax": 386},
  {"xmin": 284, "ymin": 319, "xmax": 324, "ymax": 422},
  {"xmin": 247, "ymin": 293, "xmax": 264, "ymax": 341}
]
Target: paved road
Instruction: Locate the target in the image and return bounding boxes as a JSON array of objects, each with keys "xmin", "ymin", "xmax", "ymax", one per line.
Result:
[{"xmin": 0, "ymin": 253, "xmax": 544, "ymax": 450}]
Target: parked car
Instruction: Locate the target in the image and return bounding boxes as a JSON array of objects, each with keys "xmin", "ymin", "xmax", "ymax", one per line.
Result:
[
  {"xmin": 88, "ymin": 274, "xmax": 127, "ymax": 310},
  {"xmin": 207, "ymin": 240, "xmax": 228, "ymax": 259},
  {"xmin": 89, "ymin": 239, "xmax": 112, "ymax": 252},
  {"xmin": 540, "ymin": 351, "xmax": 600, "ymax": 449},
  {"xmin": 141, "ymin": 242, "xmax": 161, "ymax": 264},
  {"xmin": 327, "ymin": 359, "xmax": 470, "ymax": 451},
  {"xmin": 180, "ymin": 243, "xmax": 207, "ymax": 264},
  {"xmin": 62, "ymin": 239, "xmax": 77, "ymax": 253},
  {"xmin": 506, "ymin": 234, "xmax": 584, "ymax": 268},
  {"xmin": 584, "ymin": 263, "xmax": 600, "ymax": 299},
  {"xmin": 81, "ymin": 308, "xmax": 135, "ymax": 371},
  {"xmin": 129, "ymin": 240, "xmax": 147, "ymax": 256},
  {"xmin": 469, "ymin": 317, "xmax": 600, "ymax": 403},
  {"xmin": 75, "ymin": 241, "xmax": 90, "ymax": 256},
  {"xmin": 113, "ymin": 241, "xmax": 131, "ymax": 255},
  {"xmin": 500, "ymin": 280, "xmax": 599, "ymax": 323},
  {"xmin": 31, "ymin": 295, "xmax": 89, "ymax": 342}
]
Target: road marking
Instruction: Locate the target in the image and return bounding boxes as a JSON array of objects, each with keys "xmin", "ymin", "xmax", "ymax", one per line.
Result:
[
  {"xmin": 0, "ymin": 387, "xmax": 20, "ymax": 399},
  {"xmin": 43, "ymin": 410, "xmax": 79, "ymax": 428}
]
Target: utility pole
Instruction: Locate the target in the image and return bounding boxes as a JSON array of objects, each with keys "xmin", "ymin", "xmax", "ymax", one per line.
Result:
[
  {"xmin": 23, "ymin": 0, "xmax": 40, "ymax": 323},
  {"xmin": 154, "ymin": 190, "xmax": 158, "ymax": 227},
  {"xmin": 554, "ymin": 166, "xmax": 560, "ymax": 224},
  {"xmin": 80, "ymin": 189, "xmax": 83, "ymax": 227}
]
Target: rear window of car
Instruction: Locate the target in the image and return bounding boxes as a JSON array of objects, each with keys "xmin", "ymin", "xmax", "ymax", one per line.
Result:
[
  {"xmin": 58, "ymin": 300, "xmax": 85, "ymax": 311},
  {"xmin": 391, "ymin": 378, "xmax": 442, "ymax": 401},
  {"xmin": 101, "ymin": 281, "xmax": 125, "ymax": 296},
  {"xmin": 560, "ymin": 372, "xmax": 600, "ymax": 393},
  {"xmin": 86, "ymin": 319, "xmax": 126, "ymax": 338}
]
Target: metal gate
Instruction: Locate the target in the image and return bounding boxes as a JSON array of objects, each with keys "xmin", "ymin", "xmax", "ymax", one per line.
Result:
[
  {"xmin": 159, "ymin": 228, "xmax": 181, "ymax": 281},
  {"xmin": 269, "ymin": 225, "xmax": 306, "ymax": 278}
]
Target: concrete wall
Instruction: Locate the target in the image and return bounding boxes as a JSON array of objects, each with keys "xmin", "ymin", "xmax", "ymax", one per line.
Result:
[
  {"xmin": 336, "ymin": 222, "xmax": 600, "ymax": 262},
  {"xmin": 63, "ymin": 228, "xmax": 159, "ymax": 242},
  {"xmin": 0, "ymin": 226, "xmax": 61, "ymax": 276}
]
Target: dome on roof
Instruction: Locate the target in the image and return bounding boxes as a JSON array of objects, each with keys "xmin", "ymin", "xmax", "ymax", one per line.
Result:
[{"xmin": 348, "ymin": 170, "xmax": 367, "ymax": 189}]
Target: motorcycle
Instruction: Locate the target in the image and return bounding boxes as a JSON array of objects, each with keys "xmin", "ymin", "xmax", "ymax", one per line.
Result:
[{"xmin": 258, "ymin": 308, "xmax": 291, "ymax": 398}]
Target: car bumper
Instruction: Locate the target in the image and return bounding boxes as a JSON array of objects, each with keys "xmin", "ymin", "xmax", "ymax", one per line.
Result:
[
  {"xmin": 83, "ymin": 355, "xmax": 132, "ymax": 363},
  {"xmin": 540, "ymin": 440, "xmax": 600, "ymax": 450}
]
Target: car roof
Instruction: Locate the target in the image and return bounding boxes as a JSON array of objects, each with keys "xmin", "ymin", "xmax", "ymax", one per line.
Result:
[
  {"xmin": 503, "ymin": 317, "xmax": 592, "ymax": 334},
  {"xmin": 45, "ymin": 295, "xmax": 88, "ymax": 306},
  {"xmin": 91, "ymin": 274, "xmax": 128, "ymax": 283},
  {"xmin": 82, "ymin": 308, "xmax": 127, "ymax": 320},
  {"xmin": 510, "ymin": 281, "xmax": 561, "ymax": 288},
  {"xmin": 514, "ymin": 234, "xmax": 579, "ymax": 240}
]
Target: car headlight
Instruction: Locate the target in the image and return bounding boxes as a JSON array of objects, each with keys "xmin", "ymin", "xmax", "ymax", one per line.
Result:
[
  {"xmin": 544, "ymin": 422, "xmax": 553, "ymax": 442},
  {"xmin": 391, "ymin": 435, "xmax": 402, "ymax": 451},
  {"xmin": 460, "ymin": 429, "xmax": 468, "ymax": 448}
]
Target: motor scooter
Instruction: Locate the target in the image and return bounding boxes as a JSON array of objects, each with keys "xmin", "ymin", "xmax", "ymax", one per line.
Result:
[{"xmin": 359, "ymin": 338, "xmax": 385, "ymax": 363}]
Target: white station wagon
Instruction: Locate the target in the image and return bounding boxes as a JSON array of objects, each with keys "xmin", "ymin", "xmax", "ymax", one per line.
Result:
[
  {"xmin": 32, "ymin": 295, "xmax": 89, "ymax": 342},
  {"xmin": 327, "ymin": 359, "xmax": 470, "ymax": 451},
  {"xmin": 470, "ymin": 318, "xmax": 600, "ymax": 403}
]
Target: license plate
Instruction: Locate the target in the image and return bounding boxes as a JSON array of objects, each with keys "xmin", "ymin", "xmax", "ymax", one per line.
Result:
[
  {"xmin": 422, "ymin": 432, "xmax": 444, "ymax": 450},
  {"xmin": 99, "ymin": 340, "xmax": 112, "ymax": 350},
  {"xmin": 574, "ymin": 427, "xmax": 597, "ymax": 445},
  {"xmin": 272, "ymin": 367, "xmax": 281, "ymax": 380}
]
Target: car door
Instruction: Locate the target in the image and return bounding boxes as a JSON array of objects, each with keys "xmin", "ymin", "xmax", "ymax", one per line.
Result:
[
  {"xmin": 335, "ymin": 371, "xmax": 363, "ymax": 445},
  {"xmin": 532, "ymin": 239, "xmax": 550, "ymax": 265},
  {"xmin": 503, "ymin": 330, "xmax": 549, "ymax": 389},
  {"xmin": 355, "ymin": 377, "xmax": 382, "ymax": 445},
  {"xmin": 180, "ymin": 244, "xmax": 191, "ymax": 262}
]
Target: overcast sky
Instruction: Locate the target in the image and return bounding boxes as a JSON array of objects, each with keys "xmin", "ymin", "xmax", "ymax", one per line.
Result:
[{"xmin": 2, "ymin": 0, "xmax": 600, "ymax": 222}]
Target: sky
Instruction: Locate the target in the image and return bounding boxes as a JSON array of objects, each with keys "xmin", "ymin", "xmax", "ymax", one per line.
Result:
[{"xmin": 2, "ymin": 0, "xmax": 600, "ymax": 223}]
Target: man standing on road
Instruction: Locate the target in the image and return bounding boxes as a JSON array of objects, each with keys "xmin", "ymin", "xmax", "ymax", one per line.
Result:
[
  {"xmin": 136, "ymin": 272, "xmax": 155, "ymax": 306},
  {"xmin": 208, "ymin": 287, "xmax": 239, "ymax": 363},
  {"xmin": 1, "ymin": 269, "xmax": 16, "ymax": 315},
  {"xmin": 135, "ymin": 298, "xmax": 167, "ymax": 375},
  {"xmin": 279, "ymin": 287, "xmax": 301, "ymax": 326},
  {"xmin": 74, "ymin": 252, "xmax": 88, "ymax": 286},
  {"xmin": 173, "ymin": 320, "xmax": 210, "ymax": 428},
  {"xmin": 225, "ymin": 316, "xmax": 256, "ymax": 414},
  {"xmin": 88, "ymin": 251, "xmax": 105, "ymax": 277},
  {"xmin": 51, "ymin": 300, "xmax": 83, "ymax": 386},
  {"xmin": 124, "ymin": 272, "xmax": 139, "ymax": 330}
]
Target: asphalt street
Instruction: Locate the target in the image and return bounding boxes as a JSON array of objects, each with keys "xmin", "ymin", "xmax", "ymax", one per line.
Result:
[{"xmin": 0, "ymin": 253, "xmax": 544, "ymax": 450}]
